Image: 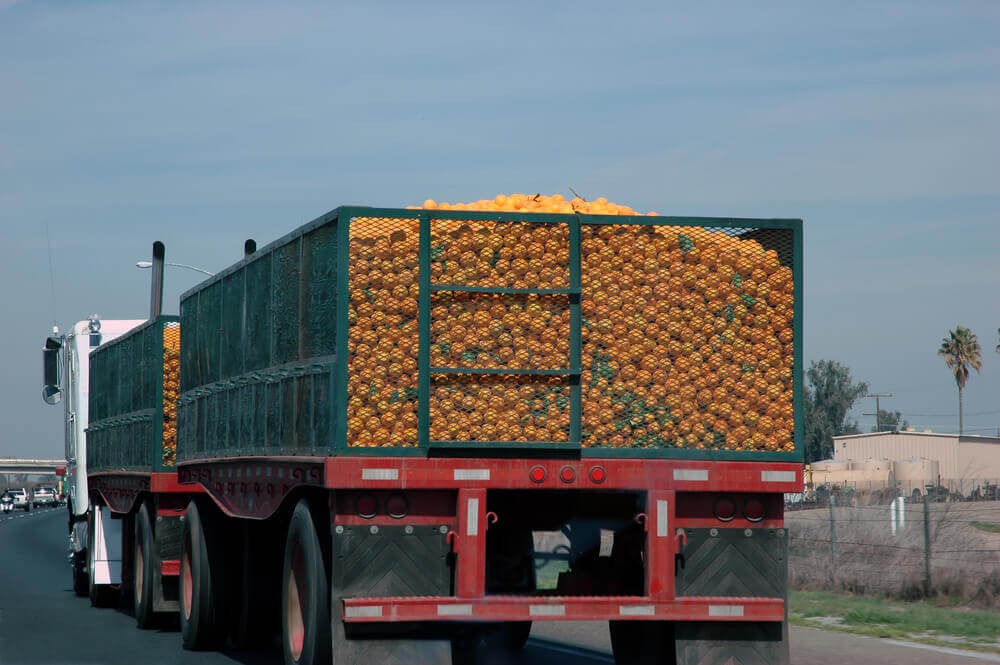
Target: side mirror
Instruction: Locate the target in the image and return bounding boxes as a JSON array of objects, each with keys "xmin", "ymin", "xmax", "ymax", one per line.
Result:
[
  {"xmin": 42, "ymin": 336, "xmax": 62, "ymax": 405},
  {"xmin": 42, "ymin": 385, "xmax": 62, "ymax": 405}
]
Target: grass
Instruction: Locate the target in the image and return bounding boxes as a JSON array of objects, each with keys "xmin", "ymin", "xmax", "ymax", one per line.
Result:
[
  {"xmin": 790, "ymin": 590, "xmax": 1000, "ymax": 652},
  {"xmin": 971, "ymin": 521, "xmax": 1000, "ymax": 534}
]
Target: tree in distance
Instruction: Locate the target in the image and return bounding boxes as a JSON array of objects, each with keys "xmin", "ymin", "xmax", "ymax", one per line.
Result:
[
  {"xmin": 804, "ymin": 360, "xmax": 868, "ymax": 463},
  {"xmin": 938, "ymin": 326, "xmax": 982, "ymax": 436},
  {"xmin": 873, "ymin": 409, "xmax": 908, "ymax": 433}
]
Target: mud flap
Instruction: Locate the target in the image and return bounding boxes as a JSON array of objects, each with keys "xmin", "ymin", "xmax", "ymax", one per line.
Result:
[
  {"xmin": 331, "ymin": 524, "xmax": 453, "ymax": 665},
  {"xmin": 153, "ymin": 514, "xmax": 184, "ymax": 612},
  {"xmin": 674, "ymin": 527, "xmax": 788, "ymax": 665},
  {"xmin": 674, "ymin": 621, "xmax": 788, "ymax": 665}
]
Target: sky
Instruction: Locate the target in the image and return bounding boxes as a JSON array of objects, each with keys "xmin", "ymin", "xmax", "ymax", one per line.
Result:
[{"xmin": 1, "ymin": 1, "xmax": 998, "ymax": 459}]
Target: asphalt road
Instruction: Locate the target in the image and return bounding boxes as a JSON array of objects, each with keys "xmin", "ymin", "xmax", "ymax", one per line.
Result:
[
  {"xmin": 0, "ymin": 509, "xmax": 611, "ymax": 665},
  {"xmin": 2, "ymin": 509, "xmax": 996, "ymax": 665}
]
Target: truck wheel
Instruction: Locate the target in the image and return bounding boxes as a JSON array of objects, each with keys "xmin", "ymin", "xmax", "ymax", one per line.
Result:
[
  {"xmin": 282, "ymin": 500, "xmax": 331, "ymax": 665},
  {"xmin": 134, "ymin": 503, "xmax": 157, "ymax": 628},
  {"xmin": 72, "ymin": 549, "xmax": 88, "ymax": 597},
  {"xmin": 87, "ymin": 505, "xmax": 117, "ymax": 608},
  {"xmin": 609, "ymin": 621, "xmax": 675, "ymax": 665},
  {"xmin": 180, "ymin": 501, "xmax": 224, "ymax": 649}
]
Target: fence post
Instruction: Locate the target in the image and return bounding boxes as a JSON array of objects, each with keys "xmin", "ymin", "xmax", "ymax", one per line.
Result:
[
  {"xmin": 922, "ymin": 494, "xmax": 931, "ymax": 597},
  {"xmin": 829, "ymin": 494, "xmax": 837, "ymax": 571}
]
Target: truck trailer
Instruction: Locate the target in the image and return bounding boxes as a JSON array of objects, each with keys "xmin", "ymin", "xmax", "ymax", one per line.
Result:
[{"xmin": 49, "ymin": 204, "xmax": 803, "ymax": 665}]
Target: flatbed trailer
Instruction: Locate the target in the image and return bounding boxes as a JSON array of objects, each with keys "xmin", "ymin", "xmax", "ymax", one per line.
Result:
[{"xmin": 170, "ymin": 206, "xmax": 803, "ymax": 664}]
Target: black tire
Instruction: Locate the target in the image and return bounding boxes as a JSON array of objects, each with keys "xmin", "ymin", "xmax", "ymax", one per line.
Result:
[
  {"xmin": 134, "ymin": 503, "xmax": 157, "ymax": 629},
  {"xmin": 180, "ymin": 501, "xmax": 225, "ymax": 650},
  {"xmin": 609, "ymin": 621, "xmax": 675, "ymax": 665},
  {"xmin": 282, "ymin": 500, "xmax": 331, "ymax": 665},
  {"xmin": 88, "ymin": 505, "xmax": 117, "ymax": 608},
  {"xmin": 72, "ymin": 550, "xmax": 88, "ymax": 597}
]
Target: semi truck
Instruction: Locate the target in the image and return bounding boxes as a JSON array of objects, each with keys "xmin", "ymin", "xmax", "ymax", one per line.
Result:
[{"xmin": 46, "ymin": 203, "xmax": 803, "ymax": 665}]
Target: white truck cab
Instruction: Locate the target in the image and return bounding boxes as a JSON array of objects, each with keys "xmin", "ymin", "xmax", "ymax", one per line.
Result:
[{"xmin": 43, "ymin": 315, "xmax": 143, "ymax": 594}]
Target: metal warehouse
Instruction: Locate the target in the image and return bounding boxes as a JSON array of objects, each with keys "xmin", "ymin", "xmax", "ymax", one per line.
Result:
[{"xmin": 832, "ymin": 430, "xmax": 1000, "ymax": 493}]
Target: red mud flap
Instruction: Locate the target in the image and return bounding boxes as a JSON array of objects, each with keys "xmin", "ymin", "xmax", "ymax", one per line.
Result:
[{"xmin": 341, "ymin": 596, "xmax": 783, "ymax": 623}]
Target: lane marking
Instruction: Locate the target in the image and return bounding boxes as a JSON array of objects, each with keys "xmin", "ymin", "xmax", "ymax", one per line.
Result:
[{"xmin": 882, "ymin": 639, "xmax": 1000, "ymax": 662}]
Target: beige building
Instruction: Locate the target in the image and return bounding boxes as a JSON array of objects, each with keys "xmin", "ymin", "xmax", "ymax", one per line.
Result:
[{"xmin": 831, "ymin": 430, "xmax": 1000, "ymax": 492}]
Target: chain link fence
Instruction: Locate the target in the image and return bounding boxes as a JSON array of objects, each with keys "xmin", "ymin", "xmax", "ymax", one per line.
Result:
[{"xmin": 785, "ymin": 492, "xmax": 1000, "ymax": 608}]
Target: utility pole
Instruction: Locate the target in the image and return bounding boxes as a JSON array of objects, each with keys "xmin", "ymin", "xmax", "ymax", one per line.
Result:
[{"xmin": 863, "ymin": 393, "xmax": 893, "ymax": 432}]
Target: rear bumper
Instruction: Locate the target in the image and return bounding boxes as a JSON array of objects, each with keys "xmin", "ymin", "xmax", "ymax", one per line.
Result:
[{"xmin": 342, "ymin": 595, "xmax": 784, "ymax": 623}]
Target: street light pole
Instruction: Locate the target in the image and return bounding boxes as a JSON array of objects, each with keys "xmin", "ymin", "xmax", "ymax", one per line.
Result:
[{"xmin": 135, "ymin": 261, "xmax": 214, "ymax": 276}]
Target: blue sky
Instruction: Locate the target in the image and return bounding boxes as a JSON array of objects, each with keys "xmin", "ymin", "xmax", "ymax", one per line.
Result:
[{"xmin": 2, "ymin": 1, "xmax": 998, "ymax": 458}]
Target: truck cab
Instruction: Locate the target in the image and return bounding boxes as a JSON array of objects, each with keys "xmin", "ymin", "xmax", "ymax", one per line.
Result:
[{"xmin": 42, "ymin": 316, "xmax": 143, "ymax": 592}]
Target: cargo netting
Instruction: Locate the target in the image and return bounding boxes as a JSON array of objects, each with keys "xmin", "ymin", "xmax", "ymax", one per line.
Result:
[
  {"xmin": 346, "ymin": 213, "xmax": 794, "ymax": 452},
  {"xmin": 162, "ymin": 322, "xmax": 180, "ymax": 466}
]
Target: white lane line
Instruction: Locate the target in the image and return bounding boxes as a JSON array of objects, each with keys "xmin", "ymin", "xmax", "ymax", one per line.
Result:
[{"xmin": 882, "ymin": 639, "xmax": 1000, "ymax": 662}]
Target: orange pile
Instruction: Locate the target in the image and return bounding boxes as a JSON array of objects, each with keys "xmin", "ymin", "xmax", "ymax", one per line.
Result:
[
  {"xmin": 345, "ymin": 195, "xmax": 794, "ymax": 451},
  {"xmin": 162, "ymin": 323, "xmax": 180, "ymax": 466}
]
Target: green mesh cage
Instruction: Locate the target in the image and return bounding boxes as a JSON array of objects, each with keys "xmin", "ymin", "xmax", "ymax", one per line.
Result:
[
  {"xmin": 86, "ymin": 316, "xmax": 180, "ymax": 472},
  {"xmin": 177, "ymin": 206, "xmax": 802, "ymax": 462}
]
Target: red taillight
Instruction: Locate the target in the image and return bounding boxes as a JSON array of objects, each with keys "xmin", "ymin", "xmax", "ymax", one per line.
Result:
[
  {"xmin": 589, "ymin": 466, "xmax": 606, "ymax": 484},
  {"xmin": 743, "ymin": 497, "xmax": 765, "ymax": 522},
  {"xmin": 356, "ymin": 494, "xmax": 378, "ymax": 519},
  {"xmin": 385, "ymin": 493, "xmax": 409, "ymax": 519},
  {"xmin": 559, "ymin": 466, "xmax": 576, "ymax": 484},
  {"xmin": 529, "ymin": 466, "xmax": 546, "ymax": 483},
  {"xmin": 714, "ymin": 497, "xmax": 736, "ymax": 522}
]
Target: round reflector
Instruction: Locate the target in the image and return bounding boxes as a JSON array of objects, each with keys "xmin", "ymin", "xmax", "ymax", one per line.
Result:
[
  {"xmin": 385, "ymin": 493, "xmax": 410, "ymax": 519},
  {"xmin": 559, "ymin": 466, "xmax": 576, "ymax": 484},
  {"xmin": 714, "ymin": 497, "xmax": 737, "ymax": 522},
  {"xmin": 356, "ymin": 494, "xmax": 378, "ymax": 519},
  {"xmin": 743, "ymin": 497, "xmax": 765, "ymax": 523},
  {"xmin": 589, "ymin": 466, "xmax": 606, "ymax": 484},
  {"xmin": 529, "ymin": 466, "xmax": 546, "ymax": 483}
]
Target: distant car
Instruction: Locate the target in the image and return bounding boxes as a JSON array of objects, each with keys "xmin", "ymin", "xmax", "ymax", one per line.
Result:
[
  {"xmin": 3, "ymin": 488, "xmax": 30, "ymax": 511},
  {"xmin": 32, "ymin": 487, "xmax": 58, "ymax": 508}
]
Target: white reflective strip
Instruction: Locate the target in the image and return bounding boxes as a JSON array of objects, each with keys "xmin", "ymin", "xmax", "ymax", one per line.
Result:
[
  {"xmin": 656, "ymin": 499, "xmax": 669, "ymax": 537},
  {"xmin": 467, "ymin": 498, "xmax": 479, "ymax": 536},
  {"xmin": 454, "ymin": 469, "xmax": 490, "ymax": 481},
  {"xmin": 709, "ymin": 605, "xmax": 744, "ymax": 617},
  {"xmin": 345, "ymin": 605, "xmax": 382, "ymax": 618},
  {"xmin": 673, "ymin": 469, "xmax": 709, "ymax": 481},
  {"xmin": 619, "ymin": 605, "xmax": 656, "ymax": 616},
  {"xmin": 437, "ymin": 604, "xmax": 473, "ymax": 616},
  {"xmin": 362, "ymin": 468, "xmax": 398, "ymax": 481},
  {"xmin": 530, "ymin": 604, "xmax": 566, "ymax": 616},
  {"xmin": 762, "ymin": 470, "xmax": 796, "ymax": 483}
]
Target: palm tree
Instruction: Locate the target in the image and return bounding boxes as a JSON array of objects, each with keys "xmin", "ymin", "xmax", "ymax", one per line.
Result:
[{"xmin": 938, "ymin": 326, "xmax": 982, "ymax": 435}]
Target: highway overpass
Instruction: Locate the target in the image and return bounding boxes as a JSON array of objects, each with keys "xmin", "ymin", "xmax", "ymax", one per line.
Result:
[{"xmin": 0, "ymin": 459, "xmax": 65, "ymax": 487}]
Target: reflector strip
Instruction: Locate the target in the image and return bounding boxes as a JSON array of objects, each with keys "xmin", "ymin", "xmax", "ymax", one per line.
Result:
[
  {"xmin": 437, "ymin": 604, "xmax": 473, "ymax": 616},
  {"xmin": 708, "ymin": 605, "xmax": 744, "ymax": 617},
  {"xmin": 656, "ymin": 499, "xmax": 669, "ymax": 537},
  {"xmin": 530, "ymin": 604, "xmax": 566, "ymax": 617},
  {"xmin": 466, "ymin": 498, "xmax": 479, "ymax": 536},
  {"xmin": 345, "ymin": 606, "xmax": 382, "ymax": 618},
  {"xmin": 619, "ymin": 605, "xmax": 655, "ymax": 616},
  {"xmin": 673, "ymin": 469, "xmax": 708, "ymax": 481},
  {"xmin": 362, "ymin": 468, "xmax": 398, "ymax": 481},
  {"xmin": 454, "ymin": 469, "xmax": 490, "ymax": 481},
  {"xmin": 761, "ymin": 470, "xmax": 796, "ymax": 483}
]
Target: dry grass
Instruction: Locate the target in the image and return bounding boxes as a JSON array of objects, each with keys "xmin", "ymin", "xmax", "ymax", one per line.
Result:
[{"xmin": 787, "ymin": 500, "xmax": 1000, "ymax": 608}]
